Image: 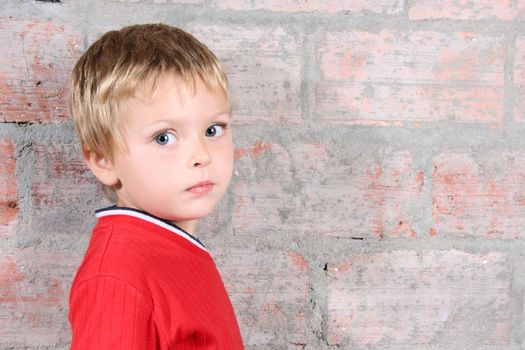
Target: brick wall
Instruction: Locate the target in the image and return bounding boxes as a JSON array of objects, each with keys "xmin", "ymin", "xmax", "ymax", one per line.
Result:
[{"xmin": 1, "ymin": 1, "xmax": 525, "ymax": 349}]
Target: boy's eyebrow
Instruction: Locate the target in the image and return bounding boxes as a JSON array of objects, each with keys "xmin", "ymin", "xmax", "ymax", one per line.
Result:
[{"xmin": 141, "ymin": 111, "xmax": 231, "ymax": 128}]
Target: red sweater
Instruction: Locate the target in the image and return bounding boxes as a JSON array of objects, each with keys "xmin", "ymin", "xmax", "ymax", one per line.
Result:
[{"xmin": 69, "ymin": 206, "xmax": 244, "ymax": 350}]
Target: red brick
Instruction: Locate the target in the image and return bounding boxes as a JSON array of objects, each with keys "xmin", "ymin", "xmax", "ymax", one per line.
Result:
[
  {"xmin": 316, "ymin": 30, "xmax": 505, "ymax": 125},
  {"xmin": 214, "ymin": 247, "xmax": 310, "ymax": 346},
  {"xmin": 113, "ymin": 0, "xmax": 203, "ymax": 3},
  {"xmin": 30, "ymin": 144, "xmax": 99, "ymax": 232},
  {"xmin": 235, "ymin": 141, "xmax": 272, "ymax": 159},
  {"xmin": 32, "ymin": 144, "xmax": 96, "ymax": 209},
  {"xmin": 0, "ymin": 19, "xmax": 82, "ymax": 123},
  {"xmin": 432, "ymin": 151, "xmax": 525, "ymax": 238},
  {"xmin": 327, "ymin": 250, "xmax": 510, "ymax": 346},
  {"xmin": 214, "ymin": 0, "xmax": 403, "ymax": 14},
  {"xmin": 0, "ymin": 138, "xmax": 17, "ymax": 237},
  {"xmin": 152, "ymin": 0, "xmax": 203, "ymax": 3},
  {"xmin": 0, "ymin": 248, "xmax": 80, "ymax": 346},
  {"xmin": 188, "ymin": 24, "xmax": 302, "ymax": 124},
  {"xmin": 515, "ymin": 37, "xmax": 525, "ymax": 87},
  {"xmin": 409, "ymin": 0, "xmax": 521, "ymax": 20},
  {"xmin": 233, "ymin": 142, "xmax": 423, "ymax": 238},
  {"xmin": 514, "ymin": 37, "xmax": 525, "ymax": 122}
]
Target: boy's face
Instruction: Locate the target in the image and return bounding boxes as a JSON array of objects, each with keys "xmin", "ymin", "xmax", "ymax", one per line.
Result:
[{"xmin": 110, "ymin": 75, "xmax": 233, "ymax": 233}]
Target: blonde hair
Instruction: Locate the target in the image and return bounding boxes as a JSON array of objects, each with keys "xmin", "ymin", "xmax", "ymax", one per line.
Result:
[{"xmin": 70, "ymin": 23, "xmax": 228, "ymax": 162}]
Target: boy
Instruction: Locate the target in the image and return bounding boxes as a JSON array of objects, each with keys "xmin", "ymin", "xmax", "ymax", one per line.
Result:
[{"xmin": 68, "ymin": 23, "xmax": 244, "ymax": 349}]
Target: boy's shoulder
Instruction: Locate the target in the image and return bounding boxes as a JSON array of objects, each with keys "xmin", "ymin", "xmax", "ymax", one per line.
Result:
[
  {"xmin": 92, "ymin": 206, "xmax": 208, "ymax": 256},
  {"xmin": 72, "ymin": 206, "xmax": 211, "ymax": 291}
]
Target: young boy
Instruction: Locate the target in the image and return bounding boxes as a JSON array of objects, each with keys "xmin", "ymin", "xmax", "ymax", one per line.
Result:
[{"xmin": 68, "ymin": 23, "xmax": 244, "ymax": 349}]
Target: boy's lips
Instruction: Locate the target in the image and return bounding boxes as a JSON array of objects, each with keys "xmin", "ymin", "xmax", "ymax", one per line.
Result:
[{"xmin": 186, "ymin": 181, "xmax": 214, "ymax": 194}]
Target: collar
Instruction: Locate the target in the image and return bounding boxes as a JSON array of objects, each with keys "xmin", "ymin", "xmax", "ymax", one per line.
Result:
[{"xmin": 95, "ymin": 205, "xmax": 207, "ymax": 252}]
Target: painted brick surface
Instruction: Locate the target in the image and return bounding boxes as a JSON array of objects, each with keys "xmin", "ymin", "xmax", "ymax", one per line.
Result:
[
  {"xmin": 0, "ymin": 19, "xmax": 81, "ymax": 123},
  {"xmin": 2, "ymin": 1, "xmax": 525, "ymax": 349},
  {"xmin": 31, "ymin": 144, "xmax": 99, "ymax": 234},
  {"xmin": 327, "ymin": 250, "xmax": 511, "ymax": 346},
  {"xmin": 0, "ymin": 138, "xmax": 17, "ymax": 237},
  {"xmin": 153, "ymin": 0, "xmax": 203, "ymax": 3},
  {"xmin": 0, "ymin": 248, "xmax": 79, "ymax": 347},
  {"xmin": 113, "ymin": 0, "xmax": 203, "ymax": 3},
  {"xmin": 214, "ymin": 0, "xmax": 403, "ymax": 14},
  {"xmin": 215, "ymin": 247, "xmax": 310, "ymax": 347},
  {"xmin": 409, "ymin": 0, "xmax": 523, "ymax": 20},
  {"xmin": 233, "ymin": 142, "xmax": 423, "ymax": 238},
  {"xmin": 431, "ymin": 150, "xmax": 525, "ymax": 238},
  {"xmin": 514, "ymin": 37, "xmax": 525, "ymax": 123},
  {"xmin": 189, "ymin": 24, "xmax": 302, "ymax": 124},
  {"xmin": 316, "ymin": 30, "xmax": 505, "ymax": 124}
]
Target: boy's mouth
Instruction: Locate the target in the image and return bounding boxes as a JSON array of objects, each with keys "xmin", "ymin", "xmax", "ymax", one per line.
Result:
[{"xmin": 186, "ymin": 181, "xmax": 214, "ymax": 194}]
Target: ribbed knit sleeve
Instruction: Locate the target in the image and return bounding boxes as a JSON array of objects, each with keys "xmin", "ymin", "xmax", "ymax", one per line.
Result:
[{"xmin": 69, "ymin": 276, "xmax": 162, "ymax": 350}]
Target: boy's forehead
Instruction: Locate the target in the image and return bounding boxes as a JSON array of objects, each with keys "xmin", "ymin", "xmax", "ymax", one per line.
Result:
[
  {"xmin": 132, "ymin": 73, "xmax": 185, "ymax": 100},
  {"xmin": 119, "ymin": 74, "xmax": 229, "ymax": 120},
  {"xmin": 131, "ymin": 73, "xmax": 225, "ymax": 102}
]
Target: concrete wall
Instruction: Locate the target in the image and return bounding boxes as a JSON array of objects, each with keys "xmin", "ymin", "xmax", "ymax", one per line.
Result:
[{"xmin": 1, "ymin": 0, "xmax": 525, "ymax": 349}]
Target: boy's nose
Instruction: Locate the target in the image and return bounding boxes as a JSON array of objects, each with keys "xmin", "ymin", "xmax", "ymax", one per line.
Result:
[{"xmin": 191, "ymin": 139, "xmax": 212, "ymax": 168}]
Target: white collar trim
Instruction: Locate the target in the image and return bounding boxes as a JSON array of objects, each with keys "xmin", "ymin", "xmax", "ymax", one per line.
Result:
[{"xmin": 95, "ymin": 206, "xmax": 208, "ymax": 252}]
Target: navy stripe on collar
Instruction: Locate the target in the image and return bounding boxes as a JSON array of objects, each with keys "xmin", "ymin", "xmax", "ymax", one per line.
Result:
[{"xmin": 95, "ymin": 205, "xmax": 207, "ymax": 251}]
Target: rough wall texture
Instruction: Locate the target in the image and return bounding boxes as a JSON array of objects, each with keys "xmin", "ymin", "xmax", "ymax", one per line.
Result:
[{"xmin": 1, "ymin": 0, "xmax": 525, "ymax": 349}]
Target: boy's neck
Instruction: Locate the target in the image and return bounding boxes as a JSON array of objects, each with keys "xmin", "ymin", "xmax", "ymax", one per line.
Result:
[
  {"xmin": 115, "ymin": 195, "xmax": 199, "ymax": 234},
  {"xmin": 114, "ymin": 201, "xmax": 199, "ymax": 234},
  {"xmin": 173, "ymin": 219, "xmax": 197, "ymax": 234}
]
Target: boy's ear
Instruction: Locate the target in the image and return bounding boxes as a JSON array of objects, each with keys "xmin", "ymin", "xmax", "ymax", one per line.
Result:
[{"xmin": 83, "ymin": 150, "xmax": 119, "ymax": 186}]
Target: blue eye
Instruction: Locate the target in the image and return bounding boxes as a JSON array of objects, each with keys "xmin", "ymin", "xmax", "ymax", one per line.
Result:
[
  {"xmin": 154, "ymin": 132, "xmax": 176, "ymax": 145},
  {"xmin": 205, "ymin": 124, "xmax": 225, "ymax": 137}
]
